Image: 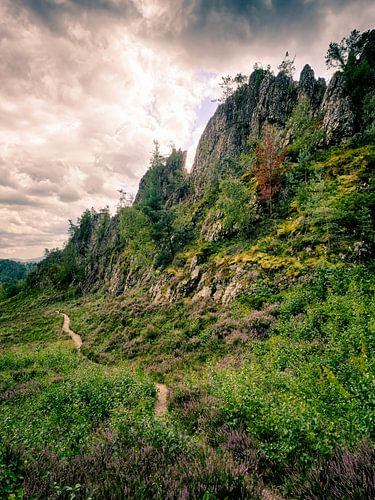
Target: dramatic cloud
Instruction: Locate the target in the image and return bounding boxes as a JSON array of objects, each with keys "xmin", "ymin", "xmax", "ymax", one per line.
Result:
[{"xmin": 0, "ymin": 0, "xmax": 374, "ymax": 258}]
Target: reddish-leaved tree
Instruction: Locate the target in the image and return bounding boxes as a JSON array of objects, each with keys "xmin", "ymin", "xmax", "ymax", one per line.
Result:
[{"xmin": 253, "ymin": 124, "xmax": 287, "ymax": 214}]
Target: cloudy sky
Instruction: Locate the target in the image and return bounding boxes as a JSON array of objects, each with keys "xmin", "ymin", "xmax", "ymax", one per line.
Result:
[{"xmin": 0, "ymin": 0, "xmax": 374, "ymax": 259}]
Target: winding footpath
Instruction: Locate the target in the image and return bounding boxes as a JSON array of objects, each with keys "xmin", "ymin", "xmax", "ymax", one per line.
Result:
[
  {"xmin": 154, "ymin": 383, "xmax": 168, "ymax": 417},
  {"xmin": 57, "ymin": 312, "xmax": 168, "ymax": 416},
  {"xmin": 57, "ymin": 311, "xmax": 83, "ymax": 349}
]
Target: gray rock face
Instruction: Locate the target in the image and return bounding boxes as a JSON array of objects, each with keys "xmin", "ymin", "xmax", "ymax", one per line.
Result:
[
  {"xmin": 149, "ymin": 256, "xmax": 262, "ymax": 306},
  {"xmin": 298, "ymin": 64, "xmax": 326, "ymax": 112},
  {"xmin": 321, "ymin": 72, "xmax": 356, "ymax": 144},
  {"xmin": 190, "ymin": 70, "xmax": 300, "ymax": 197},
  {"xmin": 59, "ymin": 64, "xmax": 363, "ymax": 306},
  {"xmin": 250, "ymin": 72, "xmax": 297, "ymax": 136},
  {"xmin": 191, "ymin": 70, "xmax": 300, "ymax": 196},
  {"xmin": 190, "ymin": 76, "xmax": 263, "ymax": 195},
  {"xmin": 200, "ymin": 210, "xmax": 228, "ymax": 242}
]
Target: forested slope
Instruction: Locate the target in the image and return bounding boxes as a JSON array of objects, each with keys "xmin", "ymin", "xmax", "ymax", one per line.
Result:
[{"xmin": 0, "ymin": 260, "xmax": 35, "ymax": 300}]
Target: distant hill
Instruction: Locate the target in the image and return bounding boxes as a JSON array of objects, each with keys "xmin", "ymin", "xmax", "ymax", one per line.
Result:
[
  {"xmin": 0, "ymin": 259, "xmax": 28, "ymax": 285},
  {"xmin": 15, "ymin": 256, "xmax": 44, "ymax": 264},
  {"xmin": 0, "ymin": 259, "xmax": 37, "ymax": 298}
]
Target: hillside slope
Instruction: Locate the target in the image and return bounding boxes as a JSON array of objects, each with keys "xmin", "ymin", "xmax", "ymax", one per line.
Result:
[{"xmin": 1, "ymin": 29, "xmax": 374, "ymax": 498}]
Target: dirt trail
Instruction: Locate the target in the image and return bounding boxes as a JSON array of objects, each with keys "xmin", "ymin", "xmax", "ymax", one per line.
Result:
[
  {"xmin": 154, "ymin": 383, "xmax": 168, "ymax": 417},
  {"xmin": 57, "ymin": 311, "xmax": 83, "ymax": 349},
  {"xmin": 56, "ymin": 312, "xmax": 168, "ymax": 415}
]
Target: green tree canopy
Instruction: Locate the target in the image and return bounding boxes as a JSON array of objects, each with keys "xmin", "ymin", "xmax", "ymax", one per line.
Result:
[{"xmin": 326, "ymin": 29, "xmax": 375, "ymax": 106}]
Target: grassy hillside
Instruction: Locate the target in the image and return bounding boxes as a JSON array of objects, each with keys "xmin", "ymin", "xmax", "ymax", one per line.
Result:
[
  {"xmin": 1, "ymin": 268, "xmax": 374, "ymax": 497},
  {"xmin": 1, "ymin": 142, "xmax": 374, "ymax": 498},
  {"xmin": 0, "ymin": 293, "xmax": 263, "ymax": 498}
]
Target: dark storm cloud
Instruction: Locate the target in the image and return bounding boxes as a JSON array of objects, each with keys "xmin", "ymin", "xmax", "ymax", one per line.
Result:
[
  {"xmin": 11, "ymin": 0, "xmax": 375, "ymax": 72},
  {"xmin": 190, "ymin": 0, "xmax": 350, "ymax": 28},
  {"xmin": 14, "ymin": 0, "xmax": 138, "ymax": 31},
  {"xmin": 16, "ymin": 0, "xmax": 371, "ymax": 40},
  {"xmin": 168, "ymin": 0, "xmax": 374, "ymax": 61}
]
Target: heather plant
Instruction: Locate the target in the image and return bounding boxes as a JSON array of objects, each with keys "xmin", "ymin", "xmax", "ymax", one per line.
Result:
[
  {"xmin": 4, "ymin": 402, "xmax": 262, "ymax": 499},
  {"xmin": 0, "ymin": 341, "xmax": 156, "ymax": 497},
  {"xmin": 21, "ymin": 425, "xmax": 262, "ymax": 499},
  {"xmin": 288, "ymin": 440, "xmax": 375, "ymax": 498}
]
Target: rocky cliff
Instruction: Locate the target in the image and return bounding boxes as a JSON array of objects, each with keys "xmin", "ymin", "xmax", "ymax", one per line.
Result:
[
  {"xmin": 92, "ymin": 66, "xmax": 365, "ymax": 300},
  {"xmin": 321, "ymin": 72, "xmax": 356, "ymax": 144},
  {"xmin": 190, "ymin": 64, "xmax": 360, "ymax": 197},
  {"xmin": 32, "ymin": 54, "xmax": 373, "ymax": 303}
]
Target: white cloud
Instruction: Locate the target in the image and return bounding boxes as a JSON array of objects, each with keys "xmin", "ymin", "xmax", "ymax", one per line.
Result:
[
  {"xmin": 0, "ymin": 0, "xmax": 374, "ymax": 258},
  {"xmin": 0, "ymin": 1, "xmax": 213, "ymax": 258}
]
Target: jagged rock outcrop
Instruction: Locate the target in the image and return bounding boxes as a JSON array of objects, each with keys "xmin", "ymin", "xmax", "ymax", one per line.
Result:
[
  {"xmin": 149, "ymin": 255, "xmax": 261, "ymax": 306},
  {"xmin": 114, "ymin": 65, "xmax": 361, "ymax": 302},
  {"xmin": 200, "ymin": 210, "xmax": 229, "ymax": 242},
  {"xmin": 190, "ymin": 64, "xmax": 355, "ymax": 198},
  {"xmin": 298, "ymin": 64, "xmax": 326, "ymax": 112},
  {"xmin": 190, "ymin": 69, "xmax": 300, "ymax": 197},
  {"xmin": 34, "ymin": 54, "xmax": 371, "ymax": 304},
  {"xmin": 190, "ymin": 73, "xmax": 264, "ymax": 196},
  {"xmin": 321, "ymin": 72, "xmax": 356, "ymax": 144},
  {"xmin": 190, "ymin": 70, "xmax": 301, "ymax": 196},
  {"xmin": 250, "ymin": 71, "xmax": 297, "ymax": 136}
]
